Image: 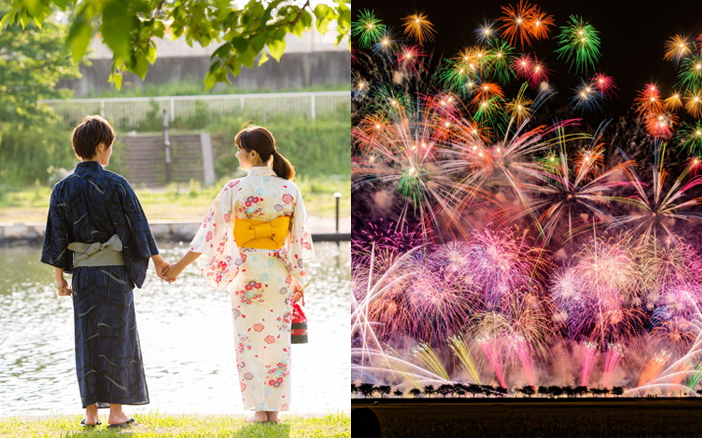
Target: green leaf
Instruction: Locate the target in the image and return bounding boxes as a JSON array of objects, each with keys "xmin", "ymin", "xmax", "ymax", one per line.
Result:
[
  {"xmin": 108, "ymin": 72, "xmax": 123, "ymax": 90},
  {"xmin": 231, "ymin": 36, "xmax": 248, "ymax": 54},
  {"xmin": 132, "ymin": 51, "xmax": 149, "ymax": 79},
  {"xmin": 300, "ymin": 9, "xmax": 312, "ymax": 28},
  {"xmin": 101, "ymin": 0, "xmax": 133, "ymax": 59},
  {"xmin": 19, "ymin": 10, "xmax": 30, "ymax": 29},
  {"xmin": 267, "ymin": 37, "xmax": 285, "ymax": 61},
  {"xmin": 313, "ymin": 4, "xmax": 332, "ymax": 34},
  {"xmin": 257, "ymin": 51, "xmax": 269, "ymax": 67},
  {"xmin": 211, "ymin": 43, "xmax": 230, "ymax": 61},
  {"xmin": 146, "ymin": 41, "xmax": 157, "ymax": 63},
  {"xmin": 250, "ymin": 33, "xmax": 266, "ymax": 54},
  {"xmin": 203, "ymin": 71, "xmax": 218, "ymax": 91},
  {"xmin": 239, "ymin": 46, "xmax": 256, "ymax": 69},
  {"xmin": 66, "ymin": 14, "xmax": 92, "ymax": 61},
  {"xmin": 0, "ymin": 12, "xmax": 13, "ymax": 29},
  {"xmin": 24, "ymin": 0, "xmax": 42, "ymax": 19}
]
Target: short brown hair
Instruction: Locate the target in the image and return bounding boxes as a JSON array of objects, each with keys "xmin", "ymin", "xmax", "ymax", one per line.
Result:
[
  {"xmin": 71, "ymin": 115, "xmax": 115, "ymax": 159},
  {"xmin": 234, "ymin": 125, "xmax": 295, "ymax": 180}
]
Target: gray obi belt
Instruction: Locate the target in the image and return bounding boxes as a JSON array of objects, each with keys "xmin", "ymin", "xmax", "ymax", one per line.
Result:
[{"xmin": 68, "ymin": 234, "xmax": 125, "ymax": 267}]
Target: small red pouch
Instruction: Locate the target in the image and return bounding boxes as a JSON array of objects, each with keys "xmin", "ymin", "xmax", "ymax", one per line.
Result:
[{"xmin": 291, "ymin": 303, "xmax": 308, "ymax": 344}]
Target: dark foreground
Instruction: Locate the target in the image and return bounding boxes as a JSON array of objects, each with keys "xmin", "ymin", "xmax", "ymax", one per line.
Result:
[{"xmin": 352, "ymin": 398, "xmax": 702, "ymax": 437}]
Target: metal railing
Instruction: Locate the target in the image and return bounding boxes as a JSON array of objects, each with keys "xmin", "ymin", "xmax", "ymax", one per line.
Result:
[{"xmin": 40, "ymin": 91, "xmax": 350, "ymax": 130}]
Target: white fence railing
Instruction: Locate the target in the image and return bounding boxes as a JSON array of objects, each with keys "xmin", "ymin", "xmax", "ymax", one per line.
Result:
[{"xmin": 40, "ymin": 91, "xmax": 350, "ymax": 130}]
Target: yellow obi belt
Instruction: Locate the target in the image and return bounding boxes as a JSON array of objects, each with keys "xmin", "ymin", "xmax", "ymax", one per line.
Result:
[{"xmin": 233, "ymin": 217, "xmax": 290, "ymax": 249}]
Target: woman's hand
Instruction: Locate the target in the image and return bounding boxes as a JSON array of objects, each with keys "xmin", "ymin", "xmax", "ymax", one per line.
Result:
[{"xmin": 292, "ymin": 280, "xmax": 308, "ymax": 305}]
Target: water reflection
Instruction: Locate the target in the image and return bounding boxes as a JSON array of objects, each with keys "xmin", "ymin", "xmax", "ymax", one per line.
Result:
[{"xmin": 0, "ymin": 241, "xmax": 350, "ymax": 416}]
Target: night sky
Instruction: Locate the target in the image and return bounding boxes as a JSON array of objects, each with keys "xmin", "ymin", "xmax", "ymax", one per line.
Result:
[{"xmin": 353, "ymin": 0, "xmax": 702, "ymax": 119}]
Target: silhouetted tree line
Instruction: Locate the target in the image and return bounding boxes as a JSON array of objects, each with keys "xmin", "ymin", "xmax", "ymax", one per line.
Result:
[{"xmin": 353, "ymin": 383, "xmax": 659, "ymax": 399}]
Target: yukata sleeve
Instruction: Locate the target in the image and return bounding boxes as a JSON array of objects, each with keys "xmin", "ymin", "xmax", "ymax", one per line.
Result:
[
  {"xmin": 190, "ymin": 180, "xmax": 243, "ymax": 291},
  {"xmin": 116, "ymin": 180, "xmax": 159, "ymax": 288},
  {"xmin": 41, "ymin": 186, "xmax": 73, "ymax": 273},
  {"xmin": 283, "ymin": 186, "xmax": 315, "ymax": 286}
]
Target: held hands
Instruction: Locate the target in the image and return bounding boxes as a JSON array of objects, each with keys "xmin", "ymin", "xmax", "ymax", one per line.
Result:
[
  {"xmin": 161, "ymin": 262, "xmax": 185, "ymax": 283},
  {"xmin": 152, "ymin": 255, "xmax": 171, "ymax": 282}
]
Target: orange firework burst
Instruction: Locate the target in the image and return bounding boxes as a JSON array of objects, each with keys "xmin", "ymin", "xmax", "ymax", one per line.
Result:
[
  {"xmin": 663, "ymin": 34, "xmax": 695, "ymax": 65},
  {"xmin": 402, "ymin": 13, "xmax": 437, "ymax": 46},
  {"xmin": 664, "ymin": 92, "xmax": 683, "ymax": 111},
  {"xmin": 357, "ymin": 114, "xmax": 392, "ymax": 151},
  {"xmin": 498, "ymin": 1, "xmax": 553, "ymax": 49},
  {"xmin": 683, "ymin": 88, "xmax": 702, "ymax": 118},
  {"xmin": 529, "ymin": 9, "xmax": 555, "ymax": 40},
  {"xmin": 633, "ymin": 84, "xmax": 663, "ymax": 118},
  {"xmin": 471, "ymin": 82, "xmax": 505, "ymax": 109},
  {"xmin": 644, "ymin": 112, "xmax": 679, "ymax": 140}
]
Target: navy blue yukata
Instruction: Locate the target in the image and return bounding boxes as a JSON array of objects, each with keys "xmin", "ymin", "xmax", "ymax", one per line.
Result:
[{"xmin": 41, "ymin": 161, "xmax": 157, "ymax": 408}]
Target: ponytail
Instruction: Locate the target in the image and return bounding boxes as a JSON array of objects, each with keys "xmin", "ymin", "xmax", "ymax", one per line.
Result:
[{"xmin": 272, "ymin": 150, "xmax": 295, "ymax": 181}]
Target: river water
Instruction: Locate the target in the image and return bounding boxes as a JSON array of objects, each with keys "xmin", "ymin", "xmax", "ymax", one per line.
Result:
[{"xmin": 0, "ymin": 241, "xmax": 350, "ymax": 416}]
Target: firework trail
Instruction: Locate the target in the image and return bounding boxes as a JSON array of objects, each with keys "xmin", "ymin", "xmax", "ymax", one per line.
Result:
[
  {"xmin": 617, "ymin": 145, "xmax": 702, "ymax": 246},
  {"xmin": 448, "ymin": 335, "xmax": 482, "ymax": 384},
  {"xmin": 581, "ymin": 341, "xmax": 600, "ymax": 386},
  {"xmin": 603, "ymin": 343, "xmax": 625, "ymax": 387},
  {"xmin": 637, "ymin": 350, "xmax": 671, "ymax": 386}
]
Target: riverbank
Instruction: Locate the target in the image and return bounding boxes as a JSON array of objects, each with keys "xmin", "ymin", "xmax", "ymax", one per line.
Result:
[
  {"xmin": 0, "ymin": 412, "xmax": 350, "ymax": 437},
  {"xmin": 0, "ymin": 216, "xmax": 350, "ymax": 246}
]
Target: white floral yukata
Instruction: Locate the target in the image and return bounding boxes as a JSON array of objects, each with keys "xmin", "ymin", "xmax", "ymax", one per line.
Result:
[{"xmin": 189, "ymin": 166, "xmax": 314, "ymax": 412}]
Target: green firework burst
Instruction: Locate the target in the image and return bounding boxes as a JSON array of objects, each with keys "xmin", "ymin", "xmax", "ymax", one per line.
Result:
[
  {"xmin": 555, "ymin": 15, "xmax": 601, "ymax": 75},
  {"xmin": 677, "ymin": 120, "xmax": 702, "ymax": 155},
  {"xmin": 677, "ymin": 54, "xmax": 702, "ymax": 90},
  {"xmin": 352, "ymin": 10, "xmax": 386, "ymax": 49},
  {"xmin": 486, "ymin": 39, "xmax": 516, "ymax": 86},
  {"xmin": 436, "ymin": 59, "xmax": 480, "ymax": 94}
]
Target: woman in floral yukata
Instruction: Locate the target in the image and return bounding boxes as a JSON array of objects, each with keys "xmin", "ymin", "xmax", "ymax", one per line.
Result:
[{"xmin": 163, "ymin": 125, "xmax": 314, "ymax": 423}]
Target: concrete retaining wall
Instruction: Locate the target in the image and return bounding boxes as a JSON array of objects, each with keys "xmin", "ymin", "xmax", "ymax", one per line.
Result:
[{"xmin": 61, "ymin": 51, "xmax": 351, "ymax": 97}]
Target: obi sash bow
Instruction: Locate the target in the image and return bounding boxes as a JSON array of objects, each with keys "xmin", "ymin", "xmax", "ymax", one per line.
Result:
[
  {"xmin": 233, "ymin": 217, "xmax": 290, "ymax": 249},
  {"xmin": 68, "ymin": 234, "xmax": 125, "ymax": 267}
]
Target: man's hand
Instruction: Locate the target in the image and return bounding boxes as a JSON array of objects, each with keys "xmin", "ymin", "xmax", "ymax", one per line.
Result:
[{"xmin": 56, "ymin": 276, "xmax": 72, "ymax": 297}]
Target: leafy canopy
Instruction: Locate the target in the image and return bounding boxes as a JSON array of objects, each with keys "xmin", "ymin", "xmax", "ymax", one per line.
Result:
[
  {"xmin": 1, "ymin": 0, "xmax": 351, "ymax": 90},
  {"xmin": 0, "ymin": 1, "xmax": 79, "ymax": 125}
]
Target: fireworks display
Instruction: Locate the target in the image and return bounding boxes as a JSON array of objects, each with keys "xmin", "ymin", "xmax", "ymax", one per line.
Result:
[{"xmin": 352, "ymin": 2, "xmax": 702, "ymax": 397}]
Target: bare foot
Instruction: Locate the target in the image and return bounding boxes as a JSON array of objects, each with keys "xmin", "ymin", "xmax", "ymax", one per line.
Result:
[
  {"xmin": 84, "ymin": 404, "xmax": 100, "ymax": 426},
  {"xmin": 266, "ymin": 411, "xmax": 279, "ymax": 423},
  {"xmin": 247, "ymin": 411, "xmax": 268, "ymax": 423},
  {"xmin": 108, "ymin": 412, "xmax": 132, "ymax": 426}
]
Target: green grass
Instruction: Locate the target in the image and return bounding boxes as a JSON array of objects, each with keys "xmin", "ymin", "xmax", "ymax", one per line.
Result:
[
  {"xmin": 0, "ymin": 413, "xmax": 350, "ymax": 438},
  {"xmin": 0, "ymin": 175, "xmax": 350, "ymax": 223}
]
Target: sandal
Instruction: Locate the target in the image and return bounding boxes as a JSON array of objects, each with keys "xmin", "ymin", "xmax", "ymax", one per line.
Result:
[
  {"xmin": 107, "ymin": 418, "xmax": 136, "ymax": 428},
  {"xmin": 80, "ymin": 418, "xmax": 102, "ymax": 427}
]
